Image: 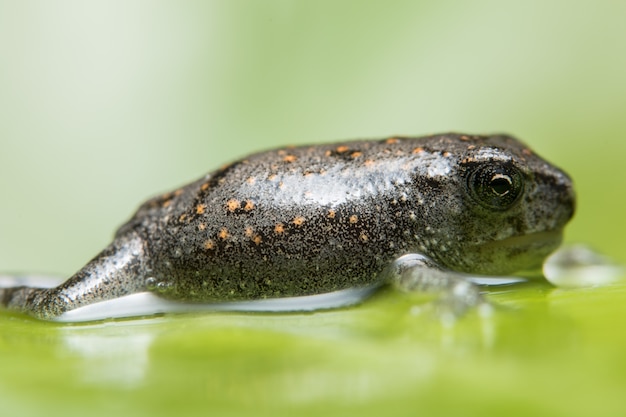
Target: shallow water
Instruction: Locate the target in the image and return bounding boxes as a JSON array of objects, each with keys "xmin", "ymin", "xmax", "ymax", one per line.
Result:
[{"xmin": 2, "ymin": 280, "xmax": 626, "ymax": 417}]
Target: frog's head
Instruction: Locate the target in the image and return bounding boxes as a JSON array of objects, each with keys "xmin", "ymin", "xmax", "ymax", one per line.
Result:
[{"xmin": 416, "ymin": 134, "xmax": 575, "ymax": 276}]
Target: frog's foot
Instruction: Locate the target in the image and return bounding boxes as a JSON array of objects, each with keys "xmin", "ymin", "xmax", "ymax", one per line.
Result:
[
  {"xmin": 385, "ymin": 254, "xmax": 515, "ymax": 321},
  {"xmin": 0, "ymin": 233, "xmax": 148, "ymax": 320}
]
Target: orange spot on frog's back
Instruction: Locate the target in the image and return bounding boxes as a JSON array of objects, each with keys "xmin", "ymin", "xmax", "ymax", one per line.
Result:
[
  {"xmin": 244, "ymin": 200, "xmax": 255, "ymax": 211},
  {"xmin": 226, "ymin": 199, "xmax": 241, "ymax": 212},
  {"xmin": 218, "ymin": 228, "xmax": 229, "ymax": 240}
]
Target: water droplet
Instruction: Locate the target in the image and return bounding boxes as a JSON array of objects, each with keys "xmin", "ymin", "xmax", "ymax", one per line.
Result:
[
  {"xmin": 145, "ymin": 277, "xmax": 157, "ymax": 290},
  {"xmin": 156, "ymin": 281, "xmax": 173, "ymax": 293}
]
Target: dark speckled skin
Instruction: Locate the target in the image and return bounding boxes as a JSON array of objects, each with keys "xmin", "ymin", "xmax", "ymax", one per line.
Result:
[{"xmin": 1, "ymin": 133, "xmax": 575, "ymax": 319}]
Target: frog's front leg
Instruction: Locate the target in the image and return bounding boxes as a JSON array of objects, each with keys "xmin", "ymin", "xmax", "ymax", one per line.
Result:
[
  {"xmin": 385, "ymin": 254, "xmax": 488, "ymax": 318},
  {"xmin": 0, "ymin": 233, "xmax": 149, "ymax": 320}
]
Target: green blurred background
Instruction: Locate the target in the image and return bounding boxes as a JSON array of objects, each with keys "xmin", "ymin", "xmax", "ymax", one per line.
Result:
[{"xmin": 1, "ymin": 1, "xmax": 625, "ymax": 416}]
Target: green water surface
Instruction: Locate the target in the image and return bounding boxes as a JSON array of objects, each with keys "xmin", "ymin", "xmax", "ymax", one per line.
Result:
[{"xmin": 2, "ymin": 281, "xmax": 626, "ymax": 417}]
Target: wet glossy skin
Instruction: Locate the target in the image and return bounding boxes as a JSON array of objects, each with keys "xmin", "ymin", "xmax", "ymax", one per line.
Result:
[
  {"xmin": 124, "ymin": 133, "xmax": 574, "ymax": 298},
  {"xmin": 1, "ymin": 133, "xmax": 575, "ymax": 319}
]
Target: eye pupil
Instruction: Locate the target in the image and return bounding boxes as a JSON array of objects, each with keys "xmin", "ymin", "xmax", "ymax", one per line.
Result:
[{"xmin": 490, "ymin": 175, "xmax": 512, "ymax": 196}]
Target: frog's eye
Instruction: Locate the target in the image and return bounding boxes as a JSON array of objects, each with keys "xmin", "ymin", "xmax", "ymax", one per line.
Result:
[{"xmin": 467, "ymin": 163, "xmax": 524, "ymax": 210}]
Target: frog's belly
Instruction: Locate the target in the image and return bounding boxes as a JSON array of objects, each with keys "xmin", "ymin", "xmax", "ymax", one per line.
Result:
[
  {"xmin": 0, "ymin": 274, "xmax": 523, "ymax": 322},
  {"xmin": 54, "ymin": 284, "xmax": 382, "ymax": 322}
]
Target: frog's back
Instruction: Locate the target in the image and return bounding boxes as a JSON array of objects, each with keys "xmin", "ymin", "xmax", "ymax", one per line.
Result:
[{"xmin": 117, "ymin": 134, "xmax": 545, "ymax": 301}]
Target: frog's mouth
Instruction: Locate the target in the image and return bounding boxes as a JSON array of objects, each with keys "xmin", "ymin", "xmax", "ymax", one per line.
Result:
[
  {"xmin": 482, "ymin": 230, "xmax": 564, "ymax": 251},
  {"xmin": 457, "ymin": 230, "xmax": 565, "ymax": 276}
]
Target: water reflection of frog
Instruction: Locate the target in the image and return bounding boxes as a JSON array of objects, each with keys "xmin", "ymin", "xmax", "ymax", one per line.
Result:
[{"xmin": 0, "ymin": 133, "xmax": 575, "ymax": 320}]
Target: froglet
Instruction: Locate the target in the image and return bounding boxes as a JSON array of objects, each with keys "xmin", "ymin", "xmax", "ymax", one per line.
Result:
[{"xmin": 0, "ymin": 133, "xmax": 575, "ymax": 321}]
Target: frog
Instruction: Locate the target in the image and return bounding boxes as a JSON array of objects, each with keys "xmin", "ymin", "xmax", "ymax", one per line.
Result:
[{"xmin": 0, "ymin": 133, "xmax": 575, "ymax": 321}]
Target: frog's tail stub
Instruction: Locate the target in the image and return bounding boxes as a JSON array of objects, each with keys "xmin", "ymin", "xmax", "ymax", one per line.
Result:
[
  {"xmin": 0, "ymin": 233, "xmax": 149, "ymax": 320},
  {"xmin": 0, "ymin": 285, "xmax": 60, "ymax": 319}
]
